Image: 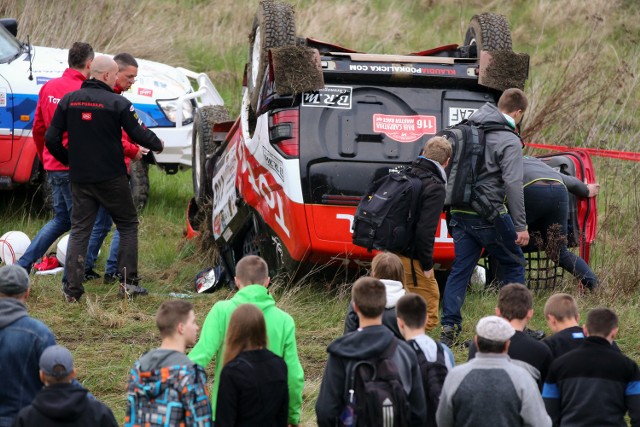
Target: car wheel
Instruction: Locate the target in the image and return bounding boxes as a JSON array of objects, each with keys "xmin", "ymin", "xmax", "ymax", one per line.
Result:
[
  {"xmin": 130, "ymin": 161, "xmax": 149, "ymax": 211},
  {"xmin": 247, "ymin": 0, "xmax": 296, "ymax": 113},
  {"xmin": 192, "ymin": 105, "xmax": 231, "ymax": 206},
  {"xmin": 464, "ymin": 13, "xmax": 512, "ymax": 56}
]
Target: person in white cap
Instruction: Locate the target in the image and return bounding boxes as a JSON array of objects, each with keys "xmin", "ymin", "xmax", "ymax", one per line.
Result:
[
  {"xmin": 0, "ymin": 265, "xmax": 56, "ymax": 426},
  {"xmin": 12, "ymin": 345, "xmax": 118, "ymax": 427},
  {"xmin": 436, "ymin": 315, "xmax": 551, "ymax": 427}
]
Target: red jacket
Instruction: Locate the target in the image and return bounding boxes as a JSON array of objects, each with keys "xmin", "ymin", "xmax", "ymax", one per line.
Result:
[
  {"xmin": 114, "ymin": 84, "xmax": 139, "ymax": 172},
  {"xmin": 33, "ymin": 68, "xmax": 86, "ymax": 171}
]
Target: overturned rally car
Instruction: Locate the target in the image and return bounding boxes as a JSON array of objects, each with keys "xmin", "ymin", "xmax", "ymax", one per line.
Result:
[{"xmin": 188, "ymin": 2, "xmax": 597, "ymax": 284}]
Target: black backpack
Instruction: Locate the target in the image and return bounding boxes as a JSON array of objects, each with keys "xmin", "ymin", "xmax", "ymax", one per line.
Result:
[
  {"xmin": 409, "ymin": 340, "xmax": 448, "ymax": 427},
  {"xmin": 341, "ymin": 339, "xmax": 410, "ymax": 427},
  {"xmin": 352, "ymin": 169, "xmax": 423, "ymax": 253},
  {"xmin": 438, "ymin": 120, "xmax": 518, "ymax": 209}
]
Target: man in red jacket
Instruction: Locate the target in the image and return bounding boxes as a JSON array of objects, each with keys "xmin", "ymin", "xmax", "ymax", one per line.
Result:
[{"xmin": 17, "ymin": 42, "xmax": 94, "ymax": 273}]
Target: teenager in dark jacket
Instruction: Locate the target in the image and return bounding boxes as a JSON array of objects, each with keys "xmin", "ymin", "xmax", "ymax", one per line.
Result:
[
  {"xmin": 45, "ymin": 56, "xmax": 164, "ymax": 301},
  {"xmin": 344, "ymin": 252, "xmax": 406, "ymax": 339},
  {"xmin": 468, "ymin": 284, "xmax": 552, "ymax": 390},
  {"xmin": 12, "ymin": 345, "xmax": 117, "ymax": 427},
  {"xmin": 397, "ymin": 136, "xmax": 451, "ymax": 331},
  {"xmin": 543, "ymin": 308, "xmax": 640, "ymax": 426},
  {"xmin": 317, "ymin": 277, "xmax": 426, "ymax": 427},
  {"xmin": 216, "ymin": 304, "xmax": 288, "ymax": 427}
]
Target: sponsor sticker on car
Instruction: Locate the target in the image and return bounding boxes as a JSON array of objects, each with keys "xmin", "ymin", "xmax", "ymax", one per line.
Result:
[
  {"xmin": 372, "ymin": 114, "xmax": 436, "ymax": 143},
  {"xmin": 302, "ymin": 86, "xmax": 352, "ymax": 109}
]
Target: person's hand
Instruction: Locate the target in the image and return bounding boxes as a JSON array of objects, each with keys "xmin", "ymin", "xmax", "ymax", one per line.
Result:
[
  {"xmin": 423, "ymin": 268, "xmax": 434, "ymax": 279},
  {"xmin": 515, "ymin": 230, "xmax": 529, "ymax": 246},
  {"xmin": 587, "ymin": 183, "xmax": 600, "ymax": 198},
  {"xmin": 134, "ymin": 146, "xmax": 148, "ymax": 161}
]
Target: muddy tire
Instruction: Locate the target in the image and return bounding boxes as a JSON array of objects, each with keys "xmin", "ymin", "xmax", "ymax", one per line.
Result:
[
  {"xmin": 247, "ymin": 0, "xmax": 296, "ymax": 112},
  {"xmin": 192, "ymin": 105, "xmax": 231, "ymax": 206},
  {"xmin": 464, "ymin": 13, "xmax": 512, "ymax": 55},
  {"xmin": 130, "ymin": 161, "xmax": 149, "ymax": 211}
]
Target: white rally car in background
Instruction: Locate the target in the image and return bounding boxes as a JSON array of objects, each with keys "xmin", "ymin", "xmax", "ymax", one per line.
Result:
[{"xmin": 0, "ymin": 18, "xmax": 223, "ymax": 209}]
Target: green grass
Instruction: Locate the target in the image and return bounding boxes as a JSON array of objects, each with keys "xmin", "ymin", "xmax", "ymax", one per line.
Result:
[{"xmin": 2, "ymin": 0, "xmax": 640, "ymax": 425}]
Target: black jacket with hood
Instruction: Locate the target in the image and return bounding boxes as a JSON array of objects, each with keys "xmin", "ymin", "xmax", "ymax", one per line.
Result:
[
  {"xmin": 11, "ymin": 383, "xmax": 118, "ymax": 427},
  {"xmin": 401, "ymin": 156, "xmax": 447, "ymax": 271},
  {"xmin": 315, "ymin": 325, "xmax": 427, "ymax": 426}
]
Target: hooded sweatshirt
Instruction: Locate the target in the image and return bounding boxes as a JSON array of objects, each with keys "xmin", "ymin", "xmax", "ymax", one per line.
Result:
[
  {"xmin": 12, "ymin": 383, "xmax": 117, "ymax": 427},
  {"xmin": 125, "ymin": 349, "xmax": 212, "ymax": 427},
  {"xmin": 343, "ymin": 279, "xmax": 405, "ymax": 339},
  {"xmin": 460, "ymin": 102, "xmax": 526, "ymax": 231},
  {"xmin": 188, "ymin": 285, "xmax": 304, "ymax": 425},
  {"xmin": 316, "ymin": 325, "xmax": 427, "ymax": 427},
  {"xmin": 0, "ymin": 298, "xmax": 56, "ymax": 427}
]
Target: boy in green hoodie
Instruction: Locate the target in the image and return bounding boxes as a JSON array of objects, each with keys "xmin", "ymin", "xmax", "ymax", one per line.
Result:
[{"xmin": 188, "ymin": 255, "xmax": 304, "ymax": 426}]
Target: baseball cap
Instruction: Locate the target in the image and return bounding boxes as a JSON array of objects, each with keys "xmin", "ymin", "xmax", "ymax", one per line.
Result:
[
  {"xmin": 0, "ymin": 264, "xmax": 30, "ymax": 295},
  {"xmin": 476, "ymin": 315, "xmax": 515, "ymax": 342},
  {"xmin": 39, "ymin": 345, "xmax": 74, "ymax": 378}
]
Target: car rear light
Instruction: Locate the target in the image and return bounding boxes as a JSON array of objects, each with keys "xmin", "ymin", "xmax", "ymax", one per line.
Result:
[{"xmin": 269, "ymin": 109, "xmax": 299, "ymax": 158}]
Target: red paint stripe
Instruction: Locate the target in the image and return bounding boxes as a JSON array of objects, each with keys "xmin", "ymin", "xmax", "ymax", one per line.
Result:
[{"xmin": 526, "ymin": 143, "xmax": 640, "ymax": 162}]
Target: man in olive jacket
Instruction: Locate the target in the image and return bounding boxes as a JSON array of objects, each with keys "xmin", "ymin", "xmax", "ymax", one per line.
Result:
[{"xmin": 188, "ymin": 255, "xmax": 304, "ymax": 425}]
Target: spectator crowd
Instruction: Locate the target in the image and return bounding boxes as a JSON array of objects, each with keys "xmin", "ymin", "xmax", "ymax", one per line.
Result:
[{"xmin": 2, "ymin": 40, "xmax": 635, "ymax": 427}]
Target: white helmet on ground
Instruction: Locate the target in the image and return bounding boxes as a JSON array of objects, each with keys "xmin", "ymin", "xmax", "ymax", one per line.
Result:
[
  {"xmin": 56, "ymin": 234, "xmax": 70, "ymax": 266},
  {"xmin": 0, "ymin": 231, "xmax": 31, "ymax": 265}
]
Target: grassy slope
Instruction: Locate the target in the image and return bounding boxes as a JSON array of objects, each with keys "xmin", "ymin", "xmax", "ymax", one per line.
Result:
[{"xmin": 1, "ymin": 0, "xmax": 639, "ymax": 425}]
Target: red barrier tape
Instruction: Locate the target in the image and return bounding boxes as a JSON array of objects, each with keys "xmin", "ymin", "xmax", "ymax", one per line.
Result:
[{"xmin": 526, "ymin": 143, "xmax": 640, "ymax": 162}]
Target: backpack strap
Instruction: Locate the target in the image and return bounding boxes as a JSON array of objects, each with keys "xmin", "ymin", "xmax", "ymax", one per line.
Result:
[{"xmin": 405, "ymin": 170, "xmax": 425, "ymax": 287}]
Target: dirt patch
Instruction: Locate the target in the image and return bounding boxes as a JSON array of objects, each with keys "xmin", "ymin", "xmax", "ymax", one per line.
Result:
[
  {"xmin": 270, "ymin": 46, "xmax": 324, "ymax": 96},
  {"xmin": 479, "ymin": 50, "xmax": 529, "ymax": 91}
]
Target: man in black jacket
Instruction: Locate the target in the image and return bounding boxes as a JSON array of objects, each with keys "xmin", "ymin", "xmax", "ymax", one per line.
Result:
[
  {"xmin": 316, "ymin": 277, "xmax": 426, "ymax": 426},
  {"xmin": 542, "ymin": 308, "xmax": 640, "ymax": 426},
  {"xmin": 45, "ymin": 56, "xmax": 163, "ymax": 301},
  {"xmin": 468, "ymin": 283, "xmax": 553, "ymax": 390},
  {"xmin": 12, "ymin": 345, "xmax": 118, "ymax": 427},
  {"xmin": 397, "ymin": 136, "xmax": 451, "ymax": 332}
]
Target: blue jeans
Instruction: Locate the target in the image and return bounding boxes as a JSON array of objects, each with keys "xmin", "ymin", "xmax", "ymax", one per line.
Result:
[
  {"xmin": 524, "ymin": 183, "xmax": 598, "ymax": 288},
  {"xmin": 84, "ymin": 206, "xmax": 119, "ymax": 275},
  {"xmin": 17, "ymin": 171, "xmax": 72, "ymax": 271},
  {"xmin": 441, "ymin": 213, "xmax": 526, "ymax": 328}
]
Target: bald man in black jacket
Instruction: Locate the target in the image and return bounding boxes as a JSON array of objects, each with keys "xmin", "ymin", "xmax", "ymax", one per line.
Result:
[{"xmin": 46, "ymin": 56, "xmax": 163, "ymax": 301}]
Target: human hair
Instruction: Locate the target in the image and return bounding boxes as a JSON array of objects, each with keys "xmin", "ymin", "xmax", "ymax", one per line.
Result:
[
  {"xmin": 586, "ymin": 307, "xmax": 618, "ymax": 338},
  {"xmin": 476, "ymin": 336, "xmax": 508, "ymax": 353},
  {"xmin": 371, "ymin": 252, "xmax": 404, "ymax": 285},
  {"xmin": 352, "ymin": 277, "xmax": 386, "ymax": 319},
  {"xmin": 396, "ymin": 293, "xmax": 427, "ymax": 329},
  {"xmin": 67, "ymin": 42, "xmax": 94, "ymax": 69},
  {"xmin": 235, "ymin": 255, "xmax": 269, "ymax": 286},
  {"xmin": 223, "ymin": 304, "xmax": 267, "ymax": 366},
  {"xmin": 42, "ymin": 368, "xmax": 74, "ymax": 385},
  {"xmin": 113, "ymin": 52, "xmax": 139, "ymax": 70},
  {"xmin": 497, "ymin": 283, "xmax": 532, "ymax": 321},
  {"xmin": 422, "ymin": 136, "xmax": 452, "ymax": 165},
  {"xmin": 544, "ymin": 293, "xmax": 579, "ymax": 321},
  {"xmin": 156, "ymin": 300, "xmax": 194, "ymax": 338},
  {"xmin": 497, "ymin": 88, "xmax": 528, "ymax": 113}
]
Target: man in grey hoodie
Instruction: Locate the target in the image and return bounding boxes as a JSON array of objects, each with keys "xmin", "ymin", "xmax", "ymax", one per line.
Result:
[
  {"xmin": 441, "ymin": 88, "xmax": 530, "ymax": 346},
  {"xmin": 0, "ymin": 265, "xmax": 56, "ymax": 427}
]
